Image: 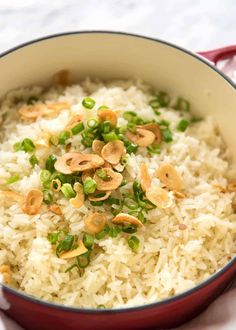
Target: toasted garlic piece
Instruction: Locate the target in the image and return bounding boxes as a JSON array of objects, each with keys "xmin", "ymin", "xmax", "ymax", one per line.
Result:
[
  {"xmin": 227, "ymin": 182, "xmax": 236, "ymax": 192},
  {"xmin": 103, "ymin": 161, "xmax": 113, "ymax": 169},
  {"xmin": 60, "ymin": 240, "xmax": 88, "ymax": 259},
  {"xmin": 112, "ymin": 163, "xmax": 125, "ymax": 172},
  {"xmin": 212, "ymin": 184, "xmax": 226, "ymax": 193},
  {"xmin": 85, "ymin": 212, "xmax": 106, "ymax": 234},
  {"xmin": 126, "ymin": 128, "xmax": 155, "ymax": 147},
  {"xmin": 53, "ymin": 69, "xmax": 71, "ymax": 86},
  {"xmin": 92, "ymin": 140, "xmax": 105, "ymax": 156},
  {"xmin": 156, "ymin": 164, "xmax": 182, "ymax": 191},
  {"xmin": 69, "ymin": 183, "xmax": 84, "ymax": 208},
  {"xmin": 112, "ymin": 213, "xmax": 143, "ymax": 227},
  {"xmin": 70, "ymin": 154, "xmax": 104, "ymax": 172},
  {"xmin": 49, "ymin": 203, "xmax": 62, "ymax": 215},
  {"xmin": 101, "ymin": 141, "xmax": 125, "ymax": 165},
  {"xmin": 18, "ymin": 104, "xmax": 44, "ymax": 121},
  {"xmin": 0, "ymin": 190, "xmax": 22, "ymax": 202},
  {"xmin": 173, "ymin": 190, "xmax": 186, "ymax": 199},
  {"xmin": 22, "ymin": 189, "xmax": 43, "ymax": 215},
  {"xmin": 138, "ymin": 123, "xmax": 162, "ymax": 144},
  {"xmin": 0, "ymin": 265, "xmax": 11, "ymax": 284},
  {"xmin": 98, "ymin": 109, "xmax": 117, "ymax": 126},
  {"xmin": 179, "ymin": 224, "xmax": 187, "ymax": 230},
  {"xmin": 146, "ymin": 186, "xmax": 168, "ymax": 207},
  {"xmin": 94, "ymin": 168, "xmax": 123, "ymax": 191},
  {"xmin": 47, "ymin": 102, "xmax": 70, "ymax": 111},
  {"xmin": 66, "ymin": 114, "xmax": 83, "ymax": 129},
  {"xmin": 232, "ymin": 195, "xmax": 236, "ymax": 211},
  {"xmin": 88, "ymin": 190, "xmax": 112, "ymax": 202},
  {"xmin": 35, "ymin": 132, "xmax": 51, "ymax": 148},
  {"xmin": 140, "ymin": 163, "xmax": 151, "ymax": 192},
  {"xmin": 50, "ymin": 179, "xmax": 62, "ymax": 192},
  {"xmin": 54, "ymin": 153, "xmax": 78, "ymax": 174}
]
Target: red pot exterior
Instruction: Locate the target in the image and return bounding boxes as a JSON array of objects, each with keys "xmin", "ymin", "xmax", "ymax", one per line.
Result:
[{"xmin": 3, "ymin": 261, "xmax": 236, "ymax": 330}]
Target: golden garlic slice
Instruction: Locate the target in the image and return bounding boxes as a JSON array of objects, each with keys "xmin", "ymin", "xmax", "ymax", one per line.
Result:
[
  {"xmin": 156, "ymin": 164, "xmax": 182, "ymax": 191},
  {"xmin": 126, "ymin": 128, "xmax": 155, "ymax": 147},
  {"xmin": 101, "ymin": 141, "xmax": 125, "ymax": 165}
]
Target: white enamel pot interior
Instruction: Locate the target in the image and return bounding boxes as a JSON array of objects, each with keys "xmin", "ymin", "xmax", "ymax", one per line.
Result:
[{"xmin": 0, "ymin": 32, "xmax": 236, "ymax": 159}]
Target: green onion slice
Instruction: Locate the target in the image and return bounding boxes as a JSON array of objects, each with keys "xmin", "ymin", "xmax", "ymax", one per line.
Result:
[
  {"xmin": 61, "ymin": 183, "xmax": 76, "ymax": 198},
  {"xmin": 82, "ymin": 97, "xmax": 96, "ymax": 109},
  {"xmin": 6, "ymin": 174, "xmax": 20, "ymax": 185},
  {"xmin": 177, "ymin": 119, "xmax": 190, "ymax": 132},
  {"xmin": 29, "ymin": 154, "xmax": 39, "ymax": 167},
  {"xmin": 128, "ymin": 235, "xmax": 140, "ymax": 252},
  {"xmin": 83, "ymin": 177, "xmax": 97, "ymax": 195}
]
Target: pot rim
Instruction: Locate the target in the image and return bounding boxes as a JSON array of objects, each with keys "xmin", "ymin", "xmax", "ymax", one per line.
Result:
[{"xmin": 0, "ymin": 30, "xmax": 236, "ymax": 314}]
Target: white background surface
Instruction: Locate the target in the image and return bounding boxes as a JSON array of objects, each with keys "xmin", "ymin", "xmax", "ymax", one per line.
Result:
[{"xmin": 0, "ymin": 0, "xmax": 236, "ymax": 54}]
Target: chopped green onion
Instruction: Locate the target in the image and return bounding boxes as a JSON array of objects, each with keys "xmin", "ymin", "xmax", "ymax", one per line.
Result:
[
  {"xmin": 122, "ymin": 224, "xmax": 137, "ymax": 234},
  {"xmin": 105, "ymin": 197, "xmax": 120, "ymax": 205},
  {"xmin": 177, "ymin": 119, "xmax": 190, "ymax": 132},
  {"xmin": 97, "ymin": 304, "xmax": 106, "ymax": 309},
  {"xmin": 100, "ymin": 121, "xmax": 111, "ymax": 133},
  {"xmin": 43, "ymin": 189, "xmax": 54, "ymax": 204},
  {"xmin": 56, "ymin": 234, "xmax": 75, "ymax": 256},
  {"xmin": 147, "ymin": 143, "xmax": 161, "ymax": 155},
  {"xmin": 162, "ymin": 128, "xmax": 173, "ymax": 143},
  {"xmin": 40, "ymin": 169, "xmax": 51, "ymax": 185},
  {"xmin": 58, "ymin": 131, "xmax": 71, "ymax": 145},
  {"xmin": 81, "ymin": 136, "xmax": 93, "ymax": 147},
  {"xmin": 27, "ymin": 96, "xmax": 38, "ymax": 105},
  {"xmin": 95, "ymin": 168, "xmax": 110, "ymax": 181},
  {"xmin": 82, "ymin": 97, "xmax": 95, "ymax": 109},
  {"xmin": 98, "ymin": 105, "xmax": 109, "ymax": 110},
  {"xmin": 128, "ymin": 235, "xmax": 140, "ymax": 252},
  {"xmin": 158, "ymin": 119, "xmax": 170, "ymax": 127},
  {"xmin": 14, "ymin": 138, "xmax": 35, "ymax": 153},
  {"xmin": 71, "ymin": 122, "xmax": 84, "ymax": 135},
  {"xmin": 95, "ymin": 225, "xmax": 110, "ymax": 240},
  {"xmin": 175, "ymin": 97, "xmax": 190, "ymax": 112},
  {"xmin": 83, "ymin": 177, "xmax": 97, "ymax": 195},
  {"xmin": 61, "ymin": 183, "xmax": 76, "ymax": 198},
  {"xmin": 65, "ymin": 263, "xmax": 79, "ymax": 273},
  {"xmin": 156, "ymin": 91, "xmax": 170, "ymax": 107},
  {"xmin": 123, "ymin": 111, "xmax": 137, "ymax": 122},
  {"xmin": 127, "ymin": 123, "xmax": 137, "ymax": 133},
  {"xmin": 77, "ymin": 250, "xmax": 91, "ymax": 268},
  {"xmin": 6, "ymin": 174, "xmax": 20, "ymax": 185},
  {"xmin": 83, "ymin": 233, "xmax": 94, "ymax": 249},
  {"xmin": 149, "ymin": 99, "xmax": 161, "ymax": 109},
  {"xmin": 49, "ymin": 135, "xmax": 59, "ymax": 146},
  {"xmin": 47, "ymin": 231, "xmax": 62, "ymax": 245},
  {"xmin": 124, "ymin": 196, "xmax": 139, "ymax": 210},
  {"xmin": 45, "ymin": 155, "xmax": 57, "ymax": 173},
  {"xmin": 109, "ymin": 226, "xmax": 121, "ymax": 238},
  {"xmin": 102, "ymin": 131, "xmax": 118, "ymax": 142},
  {"xmin": 87, "ymin": 118, "xmax": 98, "ymax": 129},
  {"xmin": 191, "ymin": 117, "xmax": 203, "ymax": 123},
  {"xmin": 29, "ymin": 154, "xmax": 39, "ymax": 167},
  {"xmin": 90, "ymin": 200, "xmax": 103, "ymax": 206},
  {"xmin": 120, "ymin": 179, "xmax": 128, "ymax": 187}
]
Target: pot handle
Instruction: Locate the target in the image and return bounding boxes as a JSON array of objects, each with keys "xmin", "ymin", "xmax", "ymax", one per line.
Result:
[
  {"xmin": 198, "ymin": 45, "xmax": 236, "ymax": 82},
  {"xmin": 198, "ymin": 45, "xmax": 236, "ymax": 64}
]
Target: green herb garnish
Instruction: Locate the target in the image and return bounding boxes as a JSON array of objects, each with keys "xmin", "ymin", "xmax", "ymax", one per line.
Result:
[
  {"xmin": 128, "ymin": 235, "xmax": 140, "ymax": 252},
  {"xmin": 82, "ymin": 97, "xmax": 95, "ymax": 109},
  {"xmin": 14, "ymin": 138, "xmax": 35, "ymax": 153},
  {"xmin": 177, "ymin": 119, "xmax": 190, "ymax": 132}
]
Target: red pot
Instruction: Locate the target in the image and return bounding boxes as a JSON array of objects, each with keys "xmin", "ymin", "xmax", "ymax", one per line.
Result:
[{"xmin": 0, "ymin": 32, "xmax": 236, "ymax": 330}]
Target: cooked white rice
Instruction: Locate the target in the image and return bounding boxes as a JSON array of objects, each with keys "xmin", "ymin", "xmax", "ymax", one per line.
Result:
[{"xmin": 0, "ymin": 78, "xmax": 235, "ymax": 308}]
